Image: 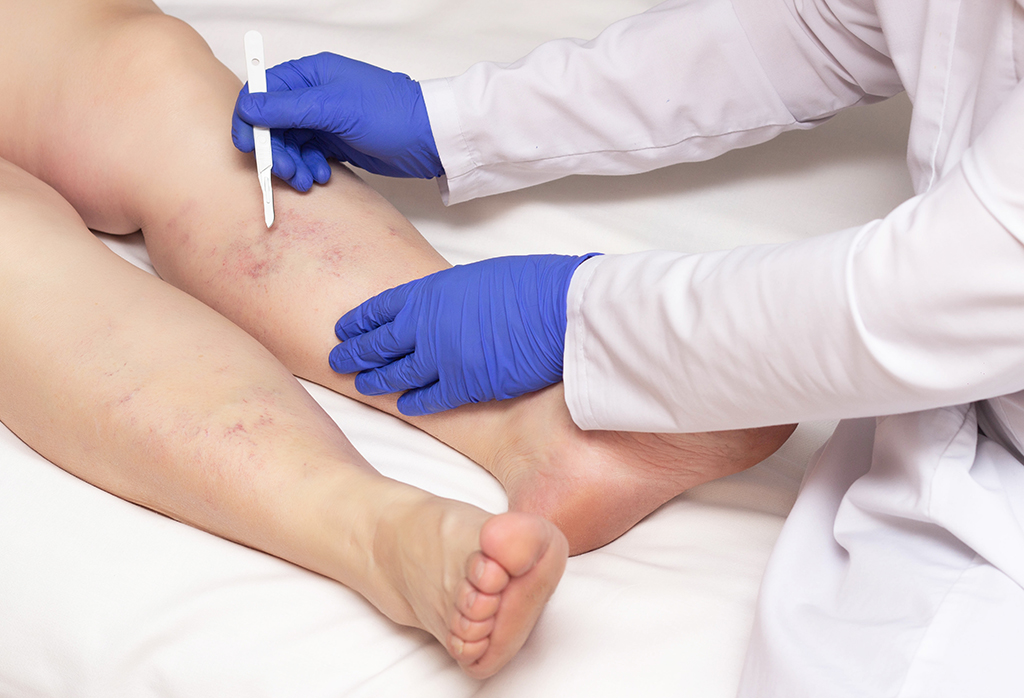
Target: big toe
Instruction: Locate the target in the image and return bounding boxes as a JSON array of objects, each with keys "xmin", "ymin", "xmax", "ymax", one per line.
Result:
[{"xmin": 478, "ymin": 511, "xmax": 566, "ymax": 578}]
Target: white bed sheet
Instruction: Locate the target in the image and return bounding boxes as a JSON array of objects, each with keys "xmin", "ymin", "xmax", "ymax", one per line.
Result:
[{"xmin": 0, "ymin": 1, "xmax": 915, "ymax": 695}]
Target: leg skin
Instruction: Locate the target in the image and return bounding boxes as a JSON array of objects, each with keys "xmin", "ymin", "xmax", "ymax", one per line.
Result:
[
  {"xmin": 0, "ymin": 0, "xmax": 796, "ymax": 557},
  {"xmin": 0, "ymin": 115, "xmax": 563, "ymax": 682}
]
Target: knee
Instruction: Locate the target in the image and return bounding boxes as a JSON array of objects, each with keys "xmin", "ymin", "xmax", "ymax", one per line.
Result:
[
  {"xmin": 109, "ymin": 12, "xmax": 212, "ymax": 64},
  {"xmin": 103, "ymin": 12, "xmax": 234, "ymax": 103},
  {"xmin": 0, "ymin": 158, "xmax": 88, "ymax": 279},
  {"xmin": 0, "ymin": 157, "xmax": 80, "ymax": 224}
]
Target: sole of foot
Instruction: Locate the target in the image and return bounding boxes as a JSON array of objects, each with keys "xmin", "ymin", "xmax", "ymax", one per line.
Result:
[{"xmin": 370, "ymin": 494, "xmax": 569, "ymax": 679}]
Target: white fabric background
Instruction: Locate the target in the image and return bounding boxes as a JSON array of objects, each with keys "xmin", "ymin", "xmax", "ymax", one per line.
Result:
[{"xmin": 0, "ymin": 1, "xmax": 915, "ymax": 695}]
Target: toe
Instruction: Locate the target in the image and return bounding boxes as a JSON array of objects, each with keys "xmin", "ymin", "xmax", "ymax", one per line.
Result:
[
  {"xmin": 456, "ymin": 578, "xmax": 501, "ymax": 621},
  {"xmin": 466, "ymin": 550, "xmax": 511, "ymax": 595},
  {"xmin": 478, "ymin": 512, "xmax": 552, "ymax": 577},
  {"xmin": 450, "ymin": 611, "xmax": 496, "ymax": 642},
  {"xmin": 448, "ymin": 634, "xmax": 490, "ymax": 667}
]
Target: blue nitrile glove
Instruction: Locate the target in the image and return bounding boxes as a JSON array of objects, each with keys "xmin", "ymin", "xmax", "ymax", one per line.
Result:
[
  {"xmin": 232, "ymin": 52, "xmax": 444, "ymax": 191},
  {"xmin": 329, "ymin": 253, "xmax": 601, "ymax": 416}
]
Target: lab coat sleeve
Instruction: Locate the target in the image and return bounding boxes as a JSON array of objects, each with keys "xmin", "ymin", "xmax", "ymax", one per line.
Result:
[
  {"xmin": 563, "ymin": 81, "xmax": 1024, "ymax": 433},
  {"xmin": 419, "ymin": 0, "xmax": 902, "ymax": 204}
]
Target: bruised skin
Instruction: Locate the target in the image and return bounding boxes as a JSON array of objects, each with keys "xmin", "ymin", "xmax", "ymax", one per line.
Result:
[
  {"xmin": 155, "ymin": 171, "xmax": 796, "ymax": 555},
  {"xmin": 196, "ymin": 181, "xmax": 796, "ymax": 555},
  {"xmin": 0, "ymin": 154, "xmax": 566, "ymax": 679},
  {"xmin": 17, "ymin": 5, "xmax": 794, "ymax": 558},
  {"xmin": 0, "ymin": 8, "xmax": 793, "ymax": 677},
  {"xmin": 0, "ymin": 1, "xmax": 566, "ymax": 678}
]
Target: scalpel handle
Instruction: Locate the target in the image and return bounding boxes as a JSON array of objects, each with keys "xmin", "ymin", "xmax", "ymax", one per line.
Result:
[
  {"xmin": 244, "ymin": 30, "xmax": 274, "ymax": 228},
  {"xmin": 244, "ymin": 31, "xmax": 268, "ymax": 93}
]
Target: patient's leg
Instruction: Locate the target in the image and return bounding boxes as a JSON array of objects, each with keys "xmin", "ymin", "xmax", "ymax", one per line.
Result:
[
  {"xmin": 0, "ymin": 0, "xmax": 796, "ymax": 555},
  {"xmin": 0, "ymin": 157, "xmax": 565, "ymax": 678}
]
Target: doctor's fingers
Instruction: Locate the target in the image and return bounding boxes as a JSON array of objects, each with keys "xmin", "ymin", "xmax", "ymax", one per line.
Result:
[
  {"xmin": 300, "ymin": 143, "xmax": 331, "ymax": 185},
  {"xmin": 329, "ymin": 321, "xmax": 413, "ymax": 374},
  {"xmin": 238, "ymin": 86, "xmax": 348, "ymax": 134},
  {"xmin": 232, "ymin": 89, "xmax": 312, "ymax": 189},
  {"xmin": 280, "ymin": 131, "xmax": 318, "ymax": 191},
  {"xmin": 396, "ymin": 380, "xmax": 467, "ymax": 417},
  {"xmin": 335, "ymin": 283, "xmax": 416, "ymax": 340},
  {"xmin": 354, "ymin": 353, "xmax": 438, "ymax": 397},
  {"xmin": 231, "ymin": 83, "xmax": 256, "ymax": 152},
  {"xmin": 265, "ymin": 132, "xmax": 298, "ymax": 183}
]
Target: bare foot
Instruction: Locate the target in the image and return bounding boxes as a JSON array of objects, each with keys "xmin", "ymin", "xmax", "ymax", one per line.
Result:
[
  {"xmin": 363, "ymin": 489, "xmax": 568, "ymax": 679},
  {"xmin": 482, "ymin": 385, "xmax": 797, "ymax": 555}
]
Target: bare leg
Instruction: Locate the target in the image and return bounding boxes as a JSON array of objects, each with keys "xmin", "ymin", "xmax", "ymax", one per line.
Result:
[
  {"xmin": 0, "ymin": 157, "xmax": 568, "ymax": 677},
  {"xmin": 0, "ymin": 0, "xmax": 796, "ymax": 555},
  {"xmin": 0, "ymin": 137, "xmax": 564, "ymax": 680}
]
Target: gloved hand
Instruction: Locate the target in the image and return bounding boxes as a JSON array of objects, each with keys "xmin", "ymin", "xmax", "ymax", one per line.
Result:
[
  {"xmin": 232, "ymin": 52, "xmax": 444, "ymax": 191},
  {"xmin": 329, "ymin": 254, "xmax": 601, "ymax": 416}
]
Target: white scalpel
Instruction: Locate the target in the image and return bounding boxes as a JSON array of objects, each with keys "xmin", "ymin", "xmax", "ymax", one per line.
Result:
[{"xmin": 244, "ymin": 30, "xmax": 274, "ymax": 228}]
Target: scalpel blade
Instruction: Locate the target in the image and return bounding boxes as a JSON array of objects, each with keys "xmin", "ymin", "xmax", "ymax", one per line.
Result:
[{"xmin": 244, "ymin": 30, "xmax": 274, "ymax": 228}]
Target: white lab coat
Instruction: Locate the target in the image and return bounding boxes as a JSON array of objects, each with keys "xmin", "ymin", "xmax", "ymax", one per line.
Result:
[{"xmin": 421, "ymin": 0, "xmax": 1024, "ymax": 694}]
